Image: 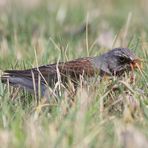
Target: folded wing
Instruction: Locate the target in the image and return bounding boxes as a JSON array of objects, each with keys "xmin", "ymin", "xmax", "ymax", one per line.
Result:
[{"xmin": 1, "ymin": 57, "xmax": 96, "ymax": 95}]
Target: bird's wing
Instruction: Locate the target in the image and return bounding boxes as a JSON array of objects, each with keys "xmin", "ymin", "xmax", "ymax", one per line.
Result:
[
  {"xmin": 1, "ymin": 58, "xmax": 96, "ymax": 95},
  {"xmin": 2, "ymin": 58, "xmax": 96, "ymax": 86},
  {"xmin": 58, "ymin": 58, "xmax": 96, "ymax": 78}
]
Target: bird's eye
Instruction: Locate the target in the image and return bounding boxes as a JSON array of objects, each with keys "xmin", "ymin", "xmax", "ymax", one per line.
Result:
[{"xmin": 119, "ymin": 57, "xmax": 126, "ymax": 63}]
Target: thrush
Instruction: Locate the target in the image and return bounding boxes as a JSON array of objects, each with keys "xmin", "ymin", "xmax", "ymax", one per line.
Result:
[{"xmin": 1, "ymin": 48, "xmax": 141, "ymax": 96}]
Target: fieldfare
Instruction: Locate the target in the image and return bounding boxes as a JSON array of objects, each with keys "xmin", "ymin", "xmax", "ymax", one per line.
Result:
[{"xmin": 1, "ymin": 48, "xmax": 141, "ymax": 96}]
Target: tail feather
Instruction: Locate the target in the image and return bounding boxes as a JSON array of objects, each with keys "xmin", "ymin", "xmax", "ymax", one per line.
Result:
[{"xmin": 1, "ymin": 72, "xmax": 47, "ymax": 96}]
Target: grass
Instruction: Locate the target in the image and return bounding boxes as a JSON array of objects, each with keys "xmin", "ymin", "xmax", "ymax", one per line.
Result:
[{"xmin": 0, "ymin": 0, "xmax": 148, "ymax": 147}]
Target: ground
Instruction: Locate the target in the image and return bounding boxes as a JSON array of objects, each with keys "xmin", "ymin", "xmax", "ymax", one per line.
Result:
[{"xmin": 0, "ymin": 0, "xmax": 148, "ymax": 147}]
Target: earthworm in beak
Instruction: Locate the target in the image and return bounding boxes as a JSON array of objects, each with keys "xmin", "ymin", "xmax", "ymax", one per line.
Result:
[
  {"xmin": 131, "ymin": 59, "xmax": 142, "ymax": 69},
  {"xmin": 130, "ymin": 58, "xmax": 143, "ymax": 83}
]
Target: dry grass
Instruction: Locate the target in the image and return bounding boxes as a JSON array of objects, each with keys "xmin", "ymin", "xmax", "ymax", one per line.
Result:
[{"xmin": 0, "ymin": 0, "xmax": 148, "ymax": 147}]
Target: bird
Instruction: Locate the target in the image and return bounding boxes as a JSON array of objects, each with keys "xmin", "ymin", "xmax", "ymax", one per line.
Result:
[{"xmin": 1, "ymin": 48, "xmax": 141, "ymax": 97}]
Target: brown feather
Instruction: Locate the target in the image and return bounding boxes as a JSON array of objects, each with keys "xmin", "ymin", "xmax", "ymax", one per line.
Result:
[
  {"xmin": 1, "ymin": 48, "xmax": 140, "ymax": 97},
  {"xmin": 4, "ymin": 57, "xmax": 96, "ymax": 85}
]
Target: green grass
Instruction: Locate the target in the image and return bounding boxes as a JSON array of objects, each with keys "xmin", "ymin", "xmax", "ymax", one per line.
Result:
[{"xmin": 0, "ymin": 0, "xmax": 148, "ymax": 147}]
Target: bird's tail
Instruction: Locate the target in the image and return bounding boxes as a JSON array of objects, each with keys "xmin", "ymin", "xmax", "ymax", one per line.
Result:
[{"xmin": 1, "ymin": 71, "xmax": 47, "ymax": 96}]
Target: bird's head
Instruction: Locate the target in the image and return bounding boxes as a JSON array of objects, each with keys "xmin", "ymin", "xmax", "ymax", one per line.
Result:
[{"xmin": 100, "ymin": 48, "xmax": 142, "ymax": 76}]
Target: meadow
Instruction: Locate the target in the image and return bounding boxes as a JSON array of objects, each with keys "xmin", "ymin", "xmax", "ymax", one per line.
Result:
[{"xmin": 0, "ymin": 0, "xmax": 148, "ymax": 147}]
